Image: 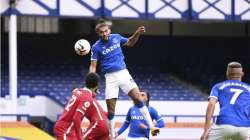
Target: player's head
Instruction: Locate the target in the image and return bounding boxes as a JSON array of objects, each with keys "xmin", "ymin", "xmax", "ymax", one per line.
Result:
[
  {"xmin": 140, "ymin": 92, "xmax": 150, "ymax": 106},
  {"xmin": 95, "ymin": 22, "xmax": 111, "ymax": 41},
  {"xmin": 226, "ymin": 62, "xmax": 244, "ymax": 81},
  {"xmin": 85, "ymin": 73, "xmax": 100, "ymax": 92}
]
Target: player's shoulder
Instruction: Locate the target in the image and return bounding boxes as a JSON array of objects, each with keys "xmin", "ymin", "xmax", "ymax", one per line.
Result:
[
  {"xmin": 128, "ymin": 106, "xmax": 138, "ymax": 113},
  {"xmin": 148, "ymin": 106, "xmax": 158, "ymax": 113},
  {"xmin": 92, "ymin": 40, "xmax": 102, "ymax": 49},
  {"xmin": 111, "ymin": 33, "xmax": 121, "ymax": 38},
  {"xmin": 72, "ymin": 88, "xmax": 92, "ymax": 98},
  {"xmin": 240, "ymin": 81, "xmax": 250, "ymax": 87},
  {"xmin": 211, "ymin": 81, "xmax": 224, "ymax": 89},
  {"xmin": 129, "ymin": 106, "xmax": 136, "ymax": 111}
]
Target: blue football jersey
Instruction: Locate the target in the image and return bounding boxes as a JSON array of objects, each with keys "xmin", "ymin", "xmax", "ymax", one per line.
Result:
[
  {"xmin": 209, "ymin": 80, "xmax": 250, "ymax": 127},
  {"xmin": 91, "ymin": 34, "xmax": 128, "ymax": 74},
  {"xmin": 117, "ymin": 106, "xmax": 164, "ymax": 139}
]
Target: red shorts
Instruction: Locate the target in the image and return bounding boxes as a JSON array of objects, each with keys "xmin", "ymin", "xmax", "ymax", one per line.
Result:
[{"xmin": 83, "ymin": 120, "xmax": 109, "ymax": 140}]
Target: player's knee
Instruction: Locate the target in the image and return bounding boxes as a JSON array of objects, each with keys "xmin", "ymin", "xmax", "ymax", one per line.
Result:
[{"xmin": 106, "ymin": 99, "xmax": 117, "ymax": 113}]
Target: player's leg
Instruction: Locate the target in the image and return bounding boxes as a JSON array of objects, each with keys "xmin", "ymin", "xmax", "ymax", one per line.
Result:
[
  {"xmin": 106, "ymin": 98, "xmax": 117, "ymax": 137},
  {"xmin": 235, "ymin": 126, "xmax": 250, "ymax": 140},
  {"xmin": 119, "ymin": 69, "xmax": 159, "ymax": 136},
  {"xmin": 208, "ymin": 124, "xmax": 236, "ymax": 140},
  {"xmin": 104, "ymin": 73, "xmax": 120, "ymax": 139},
  {"xmin": 207, "ymin": 125, "xmax": 224, "ymax": 140}
]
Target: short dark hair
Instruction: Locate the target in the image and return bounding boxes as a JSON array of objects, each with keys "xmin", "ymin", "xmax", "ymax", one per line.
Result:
[
  {"xmin": 85, "ymin": 73, "xmax": 100, "ymax": 89},
  {"xmin": 227, "ymin": 62, "xmax": 242, "ymax": 68}
]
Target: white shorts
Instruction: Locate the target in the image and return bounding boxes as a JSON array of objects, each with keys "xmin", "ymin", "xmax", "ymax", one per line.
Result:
[
  {"xmin": 208, "ymin": 124, "xmax": 250, "ymax": 140},
  {"xmin": 126, "ymin": 137, "xmax": 148, "ymax": 140},
  {"xmin": 104, "ymin": 69, "xmax": 138, "ymax": 99}
]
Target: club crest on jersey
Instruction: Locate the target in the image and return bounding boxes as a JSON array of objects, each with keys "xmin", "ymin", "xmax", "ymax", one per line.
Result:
[
  {"xmin": 112, "ymin": 38, "xmax": 118, "ymax": 44},
  {"xmin": 84, "ymin": 101, "xmax": 90, "ymax": 108}
]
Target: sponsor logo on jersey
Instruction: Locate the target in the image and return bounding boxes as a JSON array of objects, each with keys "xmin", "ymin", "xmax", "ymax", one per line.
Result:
[
  {"xmin": 131, "ymin": 115, "xmax": 145, "ymax": 120},
  {"xmin": 102, "ymin": 44, "xmax": 120, "ymax": 55}
]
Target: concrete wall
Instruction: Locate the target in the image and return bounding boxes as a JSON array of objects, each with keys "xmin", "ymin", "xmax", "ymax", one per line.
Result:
[{"xmin": 0, "ymin": 96, "xmax": 220, "ymax": 122}]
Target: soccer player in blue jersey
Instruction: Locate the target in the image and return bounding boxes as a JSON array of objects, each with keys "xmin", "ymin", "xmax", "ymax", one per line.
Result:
[
  {"xmin": 200, "ymin": 62, "xmax": 250, "ymax": 140},
  {"xmin": 89, "ymin": 21, "xmax": 160, "ymax": 138},
  {"xmin": 115, "ymin": 92, "xmax": 165, "ymax": 140}
]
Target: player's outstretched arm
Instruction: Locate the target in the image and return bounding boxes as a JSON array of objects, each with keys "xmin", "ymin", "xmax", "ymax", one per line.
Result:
[
  {"xmin": 124, "ymin": 26, "xmax": 145, "ymax": 47},
  {"xmin": 89, "ymin": 60, "xmax": 97, "ymax": 73},
  {"xmin": 155, "ymin": 118, "xmax": 165, "ymax": 128},
  {"xmin": 200, "ymin": 97, "xmax": 217, "ymax": 140},
  {"xmin": 151, "ymin": 107, "xmax": 165, "ymax": 128},
  {"xmin": 115, "ymin": 121, "xmax": 130, "ymax": 139},
  {"xmin": 115, "ymin": 109, "xmax": 131, "ymax": 139}
]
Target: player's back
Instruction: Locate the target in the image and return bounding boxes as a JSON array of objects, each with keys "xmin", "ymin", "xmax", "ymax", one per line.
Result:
[
  {"xmin": 212, "ymin": 80, "xmax": 250, "ymax": 126},
  {"xmin": 83, "ymin": 94, "xmax": 107, "ymax": 122},
  {"xmin": 54, "ymin": 88, "xmax": 92, "ymax": 132},
  {"xmin": 58, "ymin": 88, "xmax": 90, "ymax": 121}
]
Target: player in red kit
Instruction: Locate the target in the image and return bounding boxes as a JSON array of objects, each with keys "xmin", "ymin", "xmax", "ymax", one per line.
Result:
[{"xmin": 54, "ymin": 73, "xmax": 109, "ymax": 140}]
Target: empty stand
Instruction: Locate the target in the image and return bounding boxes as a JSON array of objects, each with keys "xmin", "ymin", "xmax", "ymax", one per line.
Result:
[{"xmin": 1, "ymin": 64, "xmax": 207, "ymax": 106}]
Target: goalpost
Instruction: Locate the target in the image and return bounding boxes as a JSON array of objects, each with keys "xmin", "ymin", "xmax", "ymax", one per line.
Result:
[{"xmin": 8, "ymin": 1, "xmax": 18, "ymax": 120}]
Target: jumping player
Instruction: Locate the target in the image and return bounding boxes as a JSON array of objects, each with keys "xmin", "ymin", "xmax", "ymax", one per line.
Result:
[
  {"xmin": 115, "ymin": 92, "xmax": 165, "ymax": 140},
  {"xmin": 54, "ymin": 73, "xmax": 109, "ymax": 140},
  {"xmin": 200, "ymin": 62, "xmax": 250, "ymax": 140},
  {"xmin": 89, "ymin": 21, "xmax": 159, "ymax": 138}
]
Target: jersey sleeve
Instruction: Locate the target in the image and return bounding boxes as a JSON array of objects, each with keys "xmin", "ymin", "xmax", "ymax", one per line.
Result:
[
  {"xmin": 90, "ymin": 45, "xmax": 98, "ymax": 61},
  {"xmin": 118, "ymin": 34, "xmax": 128, "ymax": 46},
  {"xmin": 209, "ymin": 84, "xmax": 220, "ymax": 100},
  {"xmin": 150, "ymin": 107, "xmax": 165, "ymax": 128},
  {"xmin": 117, "ymin": 108, "xmax": 131, "ymax": 135}
]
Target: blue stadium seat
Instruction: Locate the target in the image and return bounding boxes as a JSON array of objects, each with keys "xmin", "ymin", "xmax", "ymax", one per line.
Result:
[{"xmin": 1, "ymin": 64, "xmax": 207, "ymax": 105}]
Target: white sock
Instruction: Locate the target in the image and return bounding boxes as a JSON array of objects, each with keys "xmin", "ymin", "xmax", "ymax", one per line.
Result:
[
  {"xmin": 109, "ymin": 119, "xmax": 115, "ymax": 134},
  {"xmin": 139, "ymin": 106, "xmax": 154, "ymax": 128}
]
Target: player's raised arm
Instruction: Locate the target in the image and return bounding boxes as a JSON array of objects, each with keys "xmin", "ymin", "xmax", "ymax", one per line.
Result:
[
  {"xmin": 124, "ymin": 26, "xmax": 145, "ymax": 47},
  {"xmin": 89, "ymin": 60, "xmax": 97, "ymax": 73},
  {"xmin": 200, "ymin": 97, "xmax": 217, "ymax": 140},
  {"xmin": 89, "ymin": 45, "xmax": 98, "ymax": 73}
]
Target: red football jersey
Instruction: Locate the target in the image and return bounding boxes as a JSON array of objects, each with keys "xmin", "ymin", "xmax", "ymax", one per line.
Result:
[
  {"xmin": 73, "ymin": 88, "xmax": 108, "ymax": 122},
  {"xmin": 54, "ymin": 88, "xmax": 107, "ymax": 140}
]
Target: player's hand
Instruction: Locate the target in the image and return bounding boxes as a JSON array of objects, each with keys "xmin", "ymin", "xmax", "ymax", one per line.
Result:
[
  {"xmin": 136, "ymin": 26, "xmax": 146, "ymax": 34},
  {"xmin": 200, "ymin": 131, "xmax": 209, "ymax": 140},
  {"xmin": 150, "ymin": 127, "xmax": 160, "ymax": 136}
]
